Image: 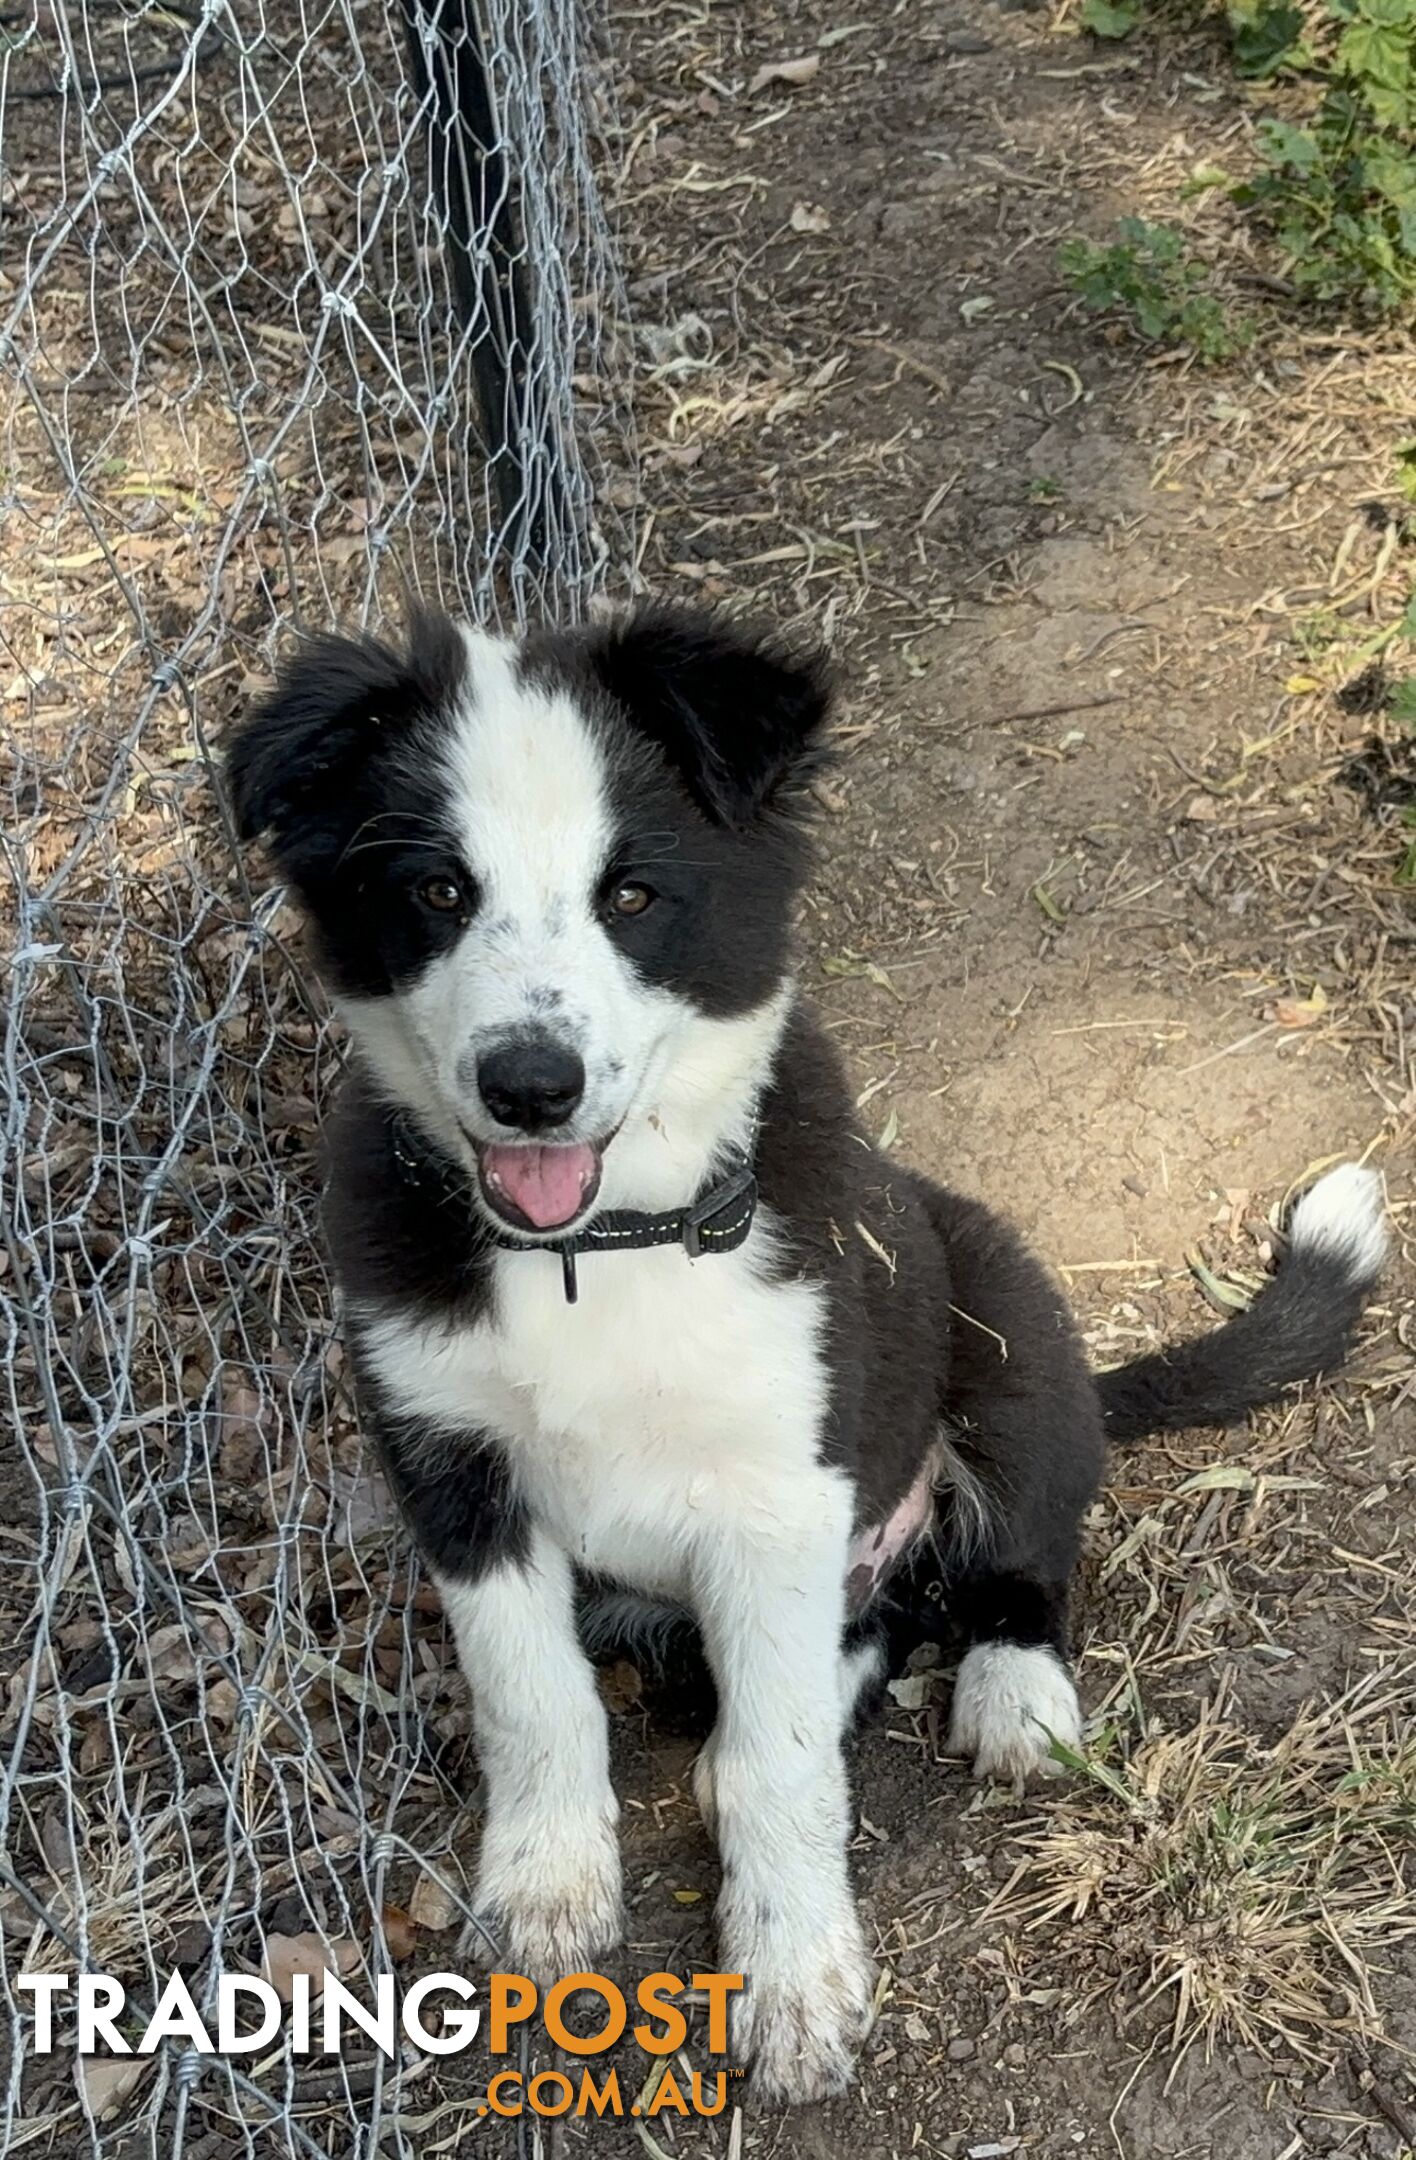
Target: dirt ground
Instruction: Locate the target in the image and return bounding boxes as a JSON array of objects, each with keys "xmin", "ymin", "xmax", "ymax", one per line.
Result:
[
  {"xmin": 4, "ymin": 0, "xmax": 1415, "ymax": 2153},
  {"xmin": 561, "ymin": 0, "xmax": 1416, "ymax": 2153}
]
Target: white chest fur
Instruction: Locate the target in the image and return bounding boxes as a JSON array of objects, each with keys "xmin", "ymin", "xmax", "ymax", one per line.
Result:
[{"xmin": 356, "ymin": 1213, "xmax": 846, "ymax": 1598}]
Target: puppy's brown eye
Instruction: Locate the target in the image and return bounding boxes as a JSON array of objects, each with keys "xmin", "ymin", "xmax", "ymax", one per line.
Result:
[
  {"xmin": 420, "ymin": 876, "xmax": 463, "ymax": 914},
  {"xmin": 610, "ymin": 882, "xmax": 654, "ymax": 918}
]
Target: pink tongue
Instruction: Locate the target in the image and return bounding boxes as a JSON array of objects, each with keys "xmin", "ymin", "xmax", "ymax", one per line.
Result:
[{"xmin": 483, "ymin": 1142, "xmax": 598, "ymax": 1229}]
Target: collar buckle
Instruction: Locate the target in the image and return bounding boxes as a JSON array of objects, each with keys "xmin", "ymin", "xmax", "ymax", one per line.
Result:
[{"xmin": 680, "ymin": 1161, "xmax": 757, "ymax": 1260}]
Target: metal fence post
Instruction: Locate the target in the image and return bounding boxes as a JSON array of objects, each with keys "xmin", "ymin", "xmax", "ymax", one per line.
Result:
[{"xmin": 397, "ymin": 0, "xmax": 556, "ymax": 580}]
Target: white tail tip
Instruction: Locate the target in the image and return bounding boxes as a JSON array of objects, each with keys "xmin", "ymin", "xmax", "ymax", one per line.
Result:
[{"xmin": 1289, "ymin": 1163, "xmax": 1389, "ymax": 1286}]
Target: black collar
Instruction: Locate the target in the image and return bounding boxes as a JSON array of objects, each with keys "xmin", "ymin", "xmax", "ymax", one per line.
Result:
[{"xmin": 388, "ymin": 1114, "xmax": 760, "ymax": 1305}]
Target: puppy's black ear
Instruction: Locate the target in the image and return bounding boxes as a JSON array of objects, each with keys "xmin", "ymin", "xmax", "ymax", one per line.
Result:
[
  {"xmin": 584, "ymin": 608, "xmax": 831, "ymax": 829},
  {"xmin": 226, "ymin": 607, "xmax": 465, "ymax": 870}
]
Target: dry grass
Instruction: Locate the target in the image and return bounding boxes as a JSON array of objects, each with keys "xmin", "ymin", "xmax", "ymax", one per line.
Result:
[
  {"xmin": 11, "ymin": 1790, "xmax": 190, "ymax": 1980},
  {"xmin": 990, "ymin": 1664, "xmax": 1416, "ymax": 2064}
]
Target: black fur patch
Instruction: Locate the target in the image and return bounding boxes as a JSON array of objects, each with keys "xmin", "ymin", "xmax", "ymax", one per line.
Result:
[
  {"xmin": 532, "ymin": 606, "xmax": 832, "ymax": 832},
  {"xmin": 520, "ymin": 608, "xmax": 831, "ymax": 1017},
  {"xmin": 1096, "ymin": 1242, "xmax": 1381, "ymax": 1439},
  {"xmin": 371, "ymin": 1402, "xmax": 529, "ymax": 1581},
  {"xmin": 227, "ymin": 608, "xmax": 473, "ymax": 999},
  {"xmin": 229, "ymin": 606, "xmax": 467, "ymax": 857}
]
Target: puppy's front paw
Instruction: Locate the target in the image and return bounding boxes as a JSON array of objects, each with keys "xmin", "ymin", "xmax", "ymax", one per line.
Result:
[
  {"xmin": 725, "ymin": 1895, "xmax": 873, "ymax": 2106},
  {"xmin": 467, "ymin": 1806, "xmax": 623, "ymax": 1976},
  {"xmin": 949, "ymin": 1641, "xmax": 1081, "ymax": 1785}
]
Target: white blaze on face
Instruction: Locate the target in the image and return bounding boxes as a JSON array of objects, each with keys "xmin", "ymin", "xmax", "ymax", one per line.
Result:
[{"xmin": 340, "ymin": 629, "xmax": 678, "ymax": 1153}]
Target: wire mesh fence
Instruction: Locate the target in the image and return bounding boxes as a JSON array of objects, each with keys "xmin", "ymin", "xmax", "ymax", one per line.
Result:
[{"xmin": 1, "ymin": 0, "xmax": 634, "ymax": 2146}]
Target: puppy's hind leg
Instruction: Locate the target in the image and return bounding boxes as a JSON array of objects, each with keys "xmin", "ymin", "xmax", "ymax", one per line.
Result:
[
  {"xmin": 947, "ymin": 1571, "xmax": 1083, "ymax": 1783},
  {"xmin": 840, "ymin": 1616, "xmax": 888, "ymax": 1729},
  {"xmin": 920, "ymin": 1185, "xmax": 1106, "ymax": 1785}
]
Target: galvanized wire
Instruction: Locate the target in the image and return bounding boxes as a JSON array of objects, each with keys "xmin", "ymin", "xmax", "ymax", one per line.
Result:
[{"xmin": 0, "ymin": 0, "xmax": 634, "ymax": 2146}]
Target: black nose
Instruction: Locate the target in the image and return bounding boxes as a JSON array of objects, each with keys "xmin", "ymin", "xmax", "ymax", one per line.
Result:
[{"xmin": 477, "ymin": 1038, "xmax": 585, "ymax": 1133}]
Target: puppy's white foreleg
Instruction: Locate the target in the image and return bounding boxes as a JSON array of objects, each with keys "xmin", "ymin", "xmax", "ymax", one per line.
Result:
[
  {"xmin": 692, "ymin": 1489, "xmax": 873, "ymax": 2106},
  {"xmin": 438, "ymin": 1531, "xmax": 621, "ymax": 1974}
]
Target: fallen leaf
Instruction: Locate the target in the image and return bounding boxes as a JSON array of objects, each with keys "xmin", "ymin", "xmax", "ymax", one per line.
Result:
[
  {"xmin": 218, "ymin": 1379, "xmax": 267, "ymax": 1479},
  {"xmin": 79, "ymin": 1725, "xmax": 110, "ymax": 1775},
  {"xmin": 1183, "ymin": 794, "xmax": 1221, "ymax": 822},
  {"xmin": 380, "ymin": 1905, "xmax": 417, "ymax": 1961},
  {"xmin": 262, "ymin": 1931, "xmax": 360, "ymax": 2002},
  {"xmin": 672, "ymin": 1888, "xmax": 704, "ymax": 1905},
  {"xmin": 294, "ymin": 1649, "xmax": 401, "ymax": 1715},
  {"xmin": 144, "ymin": 1616, "xmax": 233, "ymax": 1689},
  {"xmin": 1223, "ymin": 1187, "xmax": 1250, "ymax": 1241},
  {"xmin": 0, "ymin": 1885, "xmax": 32, "ymax": 1934},
  {"xmin": 311, "ymin": 1805, "xmax": 363, "ymax": 1841},
  {"xmin": 1175, "ymin": 1464, "xmax": 1255, "ymax": 1496},
  {"xmin": 1185, "ymin": 1249, "xmax": 1254, "ymax": 1314},
  {"xmin": 1273, "ymin": 985, "xmax": 1328, "ymax": 1029},
  {"xmin": 164, "ymin": 1516, "xmax": 213, "ymax": 1571},
  {"xmin": 789, "ymin": 201, "xmax": 831, "ymax": 234},
  {"xmin": 821, "ymin": 953, "xmax": 905, "ymax": 1000},
  {"xmin": 321, "ymin": 537, "xmax": 364, "ymax": 574},
  {"xmin": 1079, "ymin": 0, "xmax": 1139, "ymax": 35},
  {"xmin": 748, "ymin": 53, "xmax": 820, "ymax": 93},
  {"xmin": 327, "ymin": 1467, "xmax": 393, "ymax": 1548},
  {"xmin": 598, "ymin": 1658, "xmax": 644, "ymax": 1714},
  {"xmin": 652, "ymin": 441, "xmax": 703, "ymax": 470},
  {"xmin": 887, "ymin": 1672, "xmax": 935, "ymax": 1710},
  {"xmin": 409, "ymin": 1873, "xmax": 462, "ymax": 1932},
  {"xmin": 78, "ymin": 2055, "xmax": 153, "ymax": 2119},
  {"xmin": 143, "ymin": 1623, "xmax": 199, "ymax": 1688}
]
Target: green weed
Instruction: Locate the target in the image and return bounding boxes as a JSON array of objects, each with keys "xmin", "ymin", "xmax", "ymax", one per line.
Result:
[
  {"xmin": 1060, "ymin": 217, "xmax": 1254, "ymax": 358},
  {"xmin": 1079, "ymin": 0, "xmax": 1144, "ymax": 35},
  {"xmin": 1072, "ymin": 0, "xmax": 1416, "ymax": 318}
]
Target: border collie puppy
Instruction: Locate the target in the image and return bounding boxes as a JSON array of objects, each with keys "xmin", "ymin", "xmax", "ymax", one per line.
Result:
[{"xmin": 229, "ymin": 607, "xmax": 1387, "ymax": 2105}]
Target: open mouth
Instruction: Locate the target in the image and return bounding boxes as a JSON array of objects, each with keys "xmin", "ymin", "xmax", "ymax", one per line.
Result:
[{"xmin": 474, "ymin": 1139, "xmax": 604, "ymax": 1234}]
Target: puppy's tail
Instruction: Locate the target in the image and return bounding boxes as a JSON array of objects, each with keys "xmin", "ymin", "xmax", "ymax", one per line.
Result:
[{"xmin": 1098, "ymin": 1164, "xmax": 1388, "ymax": 1443}]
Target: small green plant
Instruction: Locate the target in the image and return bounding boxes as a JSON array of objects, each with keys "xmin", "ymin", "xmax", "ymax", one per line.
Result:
[
  {"xmin": 1397, "ymin": 803, "xmax": 1416, "ymax": 884},
  {"xmin": 1060, "ymin": 217, "xmax": 1253, "ymax": 359},
  {"xmin": 1080, "ymin": 0, "xmax": 1143, "ymax": 35},
  {"xmin": 1222, "ymin": 0, "xmax": 1311, "ymax": 76},
  {"xmin": 1294, "ymin": 605, "xmax": 1346, "ymax": 658},
  {"xmin": 1073, "ymin": 0, "xmax": 1416, "ymax": 317},
  {"xmin": 1396, "ymin": 438, "xmax": 1416, "ymax": 502},
  {"xmin": 1029, "ymin": 473, "xmax": 1065, "ymax": 503},
  {"xmin": 1218, "ymin": 0, "xmax": 1415, "ymax": 312}
]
